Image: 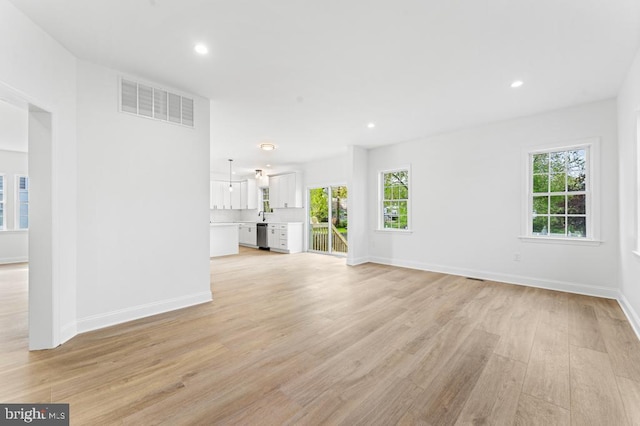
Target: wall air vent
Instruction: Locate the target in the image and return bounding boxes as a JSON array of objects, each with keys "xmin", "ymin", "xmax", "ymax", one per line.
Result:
[{"xmin": 119, "ymin": 78, "xmax": 194, "ymax": 128}]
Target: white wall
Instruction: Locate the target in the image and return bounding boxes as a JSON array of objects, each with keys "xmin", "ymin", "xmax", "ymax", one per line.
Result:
[
  {"xmin": 0, "ymin": 150, "xmax": 28, "ymax": 263},
  {"xmin": 75, "ymin": 60, "xmax": 211, "ymax": 332},
  {"xmin": 347, "ymin": 146, "xmax": 370, "ymax": 265},
  {"xmin": 0, "ymin": 101, "xmax": 28, "ymax": 152},
  {"xmin": 617, "ymin": 47, "xmax": 640, "ymax": 336},
  {"xmin": 368, "ymin": 99, "xmax": 619, "ymax": 297},
  {"xmin": 0, "ymin": 0, "xmax": 78, "ymax": 348},
  {"xmin": 303, "ymin": 154, "xmax": 348, "ymax": 188}
]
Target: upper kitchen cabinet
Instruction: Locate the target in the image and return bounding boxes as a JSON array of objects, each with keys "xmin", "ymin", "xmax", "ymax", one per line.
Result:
[
  {"xmin": 268, "ymin": 172, "xmax": 302, "ymax": 208},
  {"xmin": 241, "ymin": 179, "xmax": 258, "ymax": 210},
  {"xmin": 230, "ymin": 182, "xmax": 242, "ymax": 209},
  {"xmin": 210, "ymin": 180, "xmax": 227, "ymax": 209},
  {"xmin": 211, "ymin": 178, "xmax": 257, "ymax": 210}
]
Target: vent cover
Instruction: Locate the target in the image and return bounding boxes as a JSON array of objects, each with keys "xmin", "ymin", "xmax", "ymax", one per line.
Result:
[{"xmin": 120, "ymin": 78, "xmax": 194, "ymax": 128}]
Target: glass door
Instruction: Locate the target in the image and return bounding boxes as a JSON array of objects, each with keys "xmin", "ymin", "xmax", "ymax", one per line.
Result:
[{"xmin": 309, "ymin": 186, "xmax": 348, "ymax": 255}]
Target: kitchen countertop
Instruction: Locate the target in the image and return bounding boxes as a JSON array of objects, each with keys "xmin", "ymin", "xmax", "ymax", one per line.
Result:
[{"xmin": 210, "ymin": 222, "xmax": 239, "ymax": 227}]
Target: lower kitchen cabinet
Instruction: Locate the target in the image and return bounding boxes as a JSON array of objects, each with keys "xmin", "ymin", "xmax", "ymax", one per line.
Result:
[
  {"xmin": 238, "ymin": 223, "xmax": 257, "ymax": 247},
  {"xmin": 267, "ymin": 223, "xmax": 302, "ymax": 254}
]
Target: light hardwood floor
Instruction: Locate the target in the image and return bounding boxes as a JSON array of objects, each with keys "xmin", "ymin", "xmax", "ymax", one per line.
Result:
[{"xmin": 1, "ymin": 247, "xmax": 640, "ymax": 425}]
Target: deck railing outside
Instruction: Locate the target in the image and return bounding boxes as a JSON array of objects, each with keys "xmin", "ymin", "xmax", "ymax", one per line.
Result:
[{"xmin": 310, "ymin": 223, "xmax": 348, "ymax": 253}]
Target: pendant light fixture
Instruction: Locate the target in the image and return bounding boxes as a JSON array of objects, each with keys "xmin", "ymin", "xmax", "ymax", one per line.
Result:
[{"xmin": 228, "ymin": 159, "xmax": 234, "ymax": 192}]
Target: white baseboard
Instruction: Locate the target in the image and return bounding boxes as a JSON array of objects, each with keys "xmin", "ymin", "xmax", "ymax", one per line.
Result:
[
  {"xmin": 76, "ymin": 291, "xmax": 212, "ymax": 334},
  {"xmin": 347, "ymin": 256, "xmax": 370, "ymax": 266},
  {"xmin": 617, "ymin": 294, "xmax": 640, "ymax": 342},
  {"xmin": 60, "ymin": 321, "xmax": 77, "ymax": 345},
  {"xmin": 0, "ymin": 256, "xmax": 28, "ymax": 265},
  {"xmin": 368, "ymin": 256, "xmax": 620, "ymax": 300}
]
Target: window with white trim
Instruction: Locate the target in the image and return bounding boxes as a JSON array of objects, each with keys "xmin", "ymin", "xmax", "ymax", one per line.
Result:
[
  {"xmin": 380, "ymin": 168, "xmax": 410, "ymax": 230},
  {"xmin": 0, "ymin": 175, "xmax": 4, "ymax": 230},
  {"xmin": 261, "ymin": 187, "xmax": 271, "ymax": 213},
  {"xmin": 529, "ymin": 147, "xmax": 589, "ymax": 238},
  {"xmin": 16, "ymin": 175, "xmax": 28, "ymax": 230}
]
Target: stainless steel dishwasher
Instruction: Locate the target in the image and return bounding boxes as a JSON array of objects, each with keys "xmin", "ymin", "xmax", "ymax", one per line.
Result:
[{"xmin": 257, "ymin": 223, "xmax": 269, "ymax": 249}]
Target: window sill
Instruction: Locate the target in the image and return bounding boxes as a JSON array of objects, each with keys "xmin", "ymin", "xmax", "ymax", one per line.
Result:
[
  {"xmin": 518, "ymin": 236, "xmax": 602, "ymax": 246},
  {"xmin": 0, "ymin": 229, "xmax": 28, "ymax": 234},
  {"xmin": 375, "ymin": 229, "xmax": 413, "ymax": 234}
]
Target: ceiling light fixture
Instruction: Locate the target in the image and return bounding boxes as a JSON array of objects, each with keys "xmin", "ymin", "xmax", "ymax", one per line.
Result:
[
  {"xmin": 367, "ymin": 122, "xmax": 375, "ymax": 128},
  {"xmin": 255, "ymin": 169, "xmax": 263, "ymax": 178},
  {"xmin": 260, "ymin": 143, "xmax": 276, "ymax": 151},
  {"xmin": 510, "ymin": 80, "xmax": 524, "ymax": 88},
  {"xmin": 194, "ymin": 43, "xmax": 208, "ymax": 55},
  {"xmin": 228, "ymin": 159, "xmax": 234, "ymax": 192}
]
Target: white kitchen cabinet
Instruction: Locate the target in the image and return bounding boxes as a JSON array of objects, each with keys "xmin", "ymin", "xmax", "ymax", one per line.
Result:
[
  {"xmin": 268, "ymin": 172, "xmax": 302, "ymax": 208},
  {"xmin": 267, "ymin": 223, "xmax": 303, "ymax": 253},
  {"xmin": 238, "ymin": 223, "xmax": 257, "ymax": 247},
  {"xmin": 268, "ymin": 174, "xmax": 281, "ymax": 209},
  {"xmin": 210, "ymin": 180, "xmax": 247, "ymax": 209},
  {"xmin": 210, "ymin": 223, "xmax": 239, "ymax": 257},
  {"xmin": 240, "ymin": 179, "xmax": 257, "ymax": 210},
  {"xmin": 229, "ymin": 182, "xmax": 241, "ymax": 209},
  {"xmin": 267, "ymin": 223, "xmax": 279, "ymax": 249},
  {"xmin": 210, "ymin": 180, "xmax": 228, "ymax": 209}
]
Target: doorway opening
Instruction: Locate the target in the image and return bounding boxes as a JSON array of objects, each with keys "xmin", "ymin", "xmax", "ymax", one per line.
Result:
[
  {"xmin": 0, "ymin": 81, "xmax": 56, "ymax": 350},
  {"xmin": 308, "ymin": 186, "xmax": 348, "ymax": 255}
]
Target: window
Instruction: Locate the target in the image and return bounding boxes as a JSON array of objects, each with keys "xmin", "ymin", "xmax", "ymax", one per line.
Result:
[
  {"xmin": 530, "ymin": 147, "xmax": 589, "ymax": 238},
  {"xmin": 0, "ymin": 175, "xmax": 4, "ymax": 230},
  {"xmin": 261, "ymin": 187, "xmax": 271, "ymax": 212},
  {"xmin": 380, "ymin": 168, "xmax": 410, "ymax": 230},
  {"xmin": 16, "ymin": 176, "xmax": 29, "ymax": 230}
]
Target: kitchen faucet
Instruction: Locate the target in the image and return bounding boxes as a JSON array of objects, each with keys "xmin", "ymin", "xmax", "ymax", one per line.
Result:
[{"xmin": 258, "ymin": 211, "xmax": 266, "ymax": 222}]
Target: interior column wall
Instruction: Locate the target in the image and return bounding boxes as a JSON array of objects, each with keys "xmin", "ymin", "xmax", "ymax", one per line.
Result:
[
  {"xmin": 617, "ymin": 46, "xmax": 640, "ymax": 336},
  {"xmin": 0, "ymin": 0, "xmax": 78, "ymax": 348},
  {"xmin": 28, "ymin": 108, "xmax": 54, "ymax": 349}
]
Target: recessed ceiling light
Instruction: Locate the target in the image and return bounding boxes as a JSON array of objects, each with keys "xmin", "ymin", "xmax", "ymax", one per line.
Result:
[
  {"xmin": 259, "ymin": 143, "xmax": 276, "ymax": 151},
  {"xmin": 194, "ymin": 43, "xmax": 208, "ymax": 55},
  {"xmin": 266, "ymin": 164, "xmax": 271, "ymax": 167},
  {"xmin": 510, "ymin": 80, "xmax": 524, "ymax": 88},
  {"xmin": 367, "ymin": 122, "xmax": 375, "ymax": 128}
]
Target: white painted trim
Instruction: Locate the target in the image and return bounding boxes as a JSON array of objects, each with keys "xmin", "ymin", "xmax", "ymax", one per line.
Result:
[
  {"xmin": 518, "ymin": 236, "xmax": 602, "ymax": 246},
  {"xmin": 60, "ymin": 321, "xmax": 77, "ymax": 345},
  {"xmin": 617, "ymin": 294, "xmax": 640, "ymax": 342},
  {"xmin": 368, "ymin": 256, "xmax": 620, "ymax": 299},
  {"xmin": 0, "ymin": 256, "xmax": 28, "ymax": 265},
  {"xmin": 374, "ymin": 229, "xmax": 413, "ymax": 235},
  {"xmin": 522, "ymin": 138, "xmax": 600, "ymax": 240},
  {"xmin": 377, "ymin": 165, "xmax": 412, "ymax": 232},
  {"xmin": 347, "ymin": 256, "xmax": 370, "ymax": 266},
  {"xmin": 76, "ymin": 291, "xmax": 212, "ymax": 334},
  {"xmin": 632, "ymin": 250, "xmax": 640, "ymax": 259}
]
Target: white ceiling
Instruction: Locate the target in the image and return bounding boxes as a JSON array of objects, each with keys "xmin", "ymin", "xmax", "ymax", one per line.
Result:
[{"xmin": 8, "ymin": 0, "xmax": 640, "ymax": 176}]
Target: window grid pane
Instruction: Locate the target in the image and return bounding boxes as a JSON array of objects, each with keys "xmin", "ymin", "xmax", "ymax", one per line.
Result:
[
  {"xmin": 382, "ymin": 170, "xmax": 409, "ymax": 230},
  {"xmin": 17, "ymin": 176, "xmax": 29, "ymax": 230},
  {"xmin": 530, "ymin": 148, "xmax": 587, "ymax": 238}
]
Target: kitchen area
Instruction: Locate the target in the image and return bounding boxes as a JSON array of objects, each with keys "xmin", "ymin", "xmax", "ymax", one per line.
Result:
[{"xmin": 209, "ymin": 169, "xmax": 305, "ymax": 257}]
